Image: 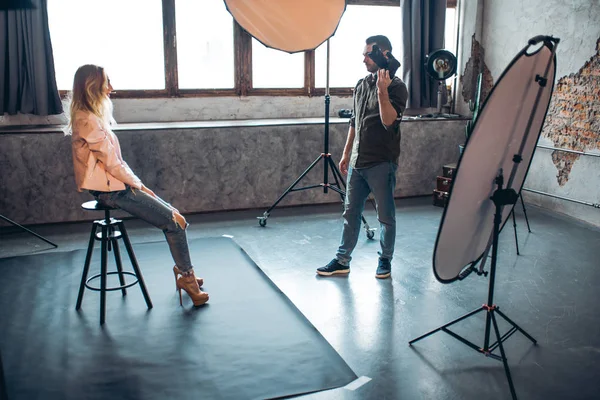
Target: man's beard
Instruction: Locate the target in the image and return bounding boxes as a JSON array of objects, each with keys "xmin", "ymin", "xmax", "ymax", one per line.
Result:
[{"xmin": 366, "ymin": 64, "xmax": 379, "ymax": 73}]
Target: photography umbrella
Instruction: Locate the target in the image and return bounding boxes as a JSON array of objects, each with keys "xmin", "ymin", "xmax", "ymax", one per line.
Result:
[{"xmin": 224, "ymin": 0, "xmax": 345, "ymax": 53}]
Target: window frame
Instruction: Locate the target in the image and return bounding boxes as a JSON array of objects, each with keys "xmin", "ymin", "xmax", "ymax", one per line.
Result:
[{"xmin": 56, "ymin": 0, "xmax": 454, "ymax": 98}]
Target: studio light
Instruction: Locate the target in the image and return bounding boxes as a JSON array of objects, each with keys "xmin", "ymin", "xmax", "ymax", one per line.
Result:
[{"xmin": 419, "ymin": 49, "xmax": 459, "ymax": 118}]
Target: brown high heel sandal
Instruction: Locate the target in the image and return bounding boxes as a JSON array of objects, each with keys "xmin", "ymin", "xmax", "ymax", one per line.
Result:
[
  {"xmin": 176, "ymin": 270, "xmax": 209, "ymax": 306},
  {"xmin": 173, "ymin": 265, "xmax": 203, "ymax": 287}
]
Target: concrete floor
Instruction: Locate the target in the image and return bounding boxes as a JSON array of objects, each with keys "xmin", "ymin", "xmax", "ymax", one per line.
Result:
[{"xmin": 1, "ymin": 197, "xmax": 599, "ymax": 400}]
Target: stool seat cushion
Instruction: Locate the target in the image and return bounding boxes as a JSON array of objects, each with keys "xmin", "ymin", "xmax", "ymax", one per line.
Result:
[{"xmin": 81, "ymin": 200, "xmax": 117, "ymax": 211}]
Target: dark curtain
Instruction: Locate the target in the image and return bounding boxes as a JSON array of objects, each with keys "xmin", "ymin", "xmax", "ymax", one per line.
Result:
[
  {"xmin": 0, "ymin": 0, "xmax": 62, "ymax": 116},
  {"xmin": 401, "ymin": 0, "xmax": 446, "ymax": 108}
]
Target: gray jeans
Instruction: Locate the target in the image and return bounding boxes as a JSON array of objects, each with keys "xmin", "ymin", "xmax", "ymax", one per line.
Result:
[
  {"xmin": 336, "ymin": 162, "xmax": 397, "ymax": 265},
  {"xmin": 91, "ymin": 186, "xmax": 193, "ymax": 272}
]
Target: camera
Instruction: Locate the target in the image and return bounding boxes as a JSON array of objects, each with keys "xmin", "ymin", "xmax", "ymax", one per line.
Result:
[
  {"xmin": 338, "ymin": 109, "xmax": 353, "ymax": 118},
  {"xmin": 368, "ymin": 44, "xmax": 401, "ymax": 78}
]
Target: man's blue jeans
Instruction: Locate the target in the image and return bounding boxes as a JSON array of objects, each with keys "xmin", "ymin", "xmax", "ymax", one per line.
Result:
[
  {"xmin": 336, "ymin": 162, "xmax": 397, "ymax": 266},
  {"xmin": 91, "ymin": 186, "xmax": 193, "ymax": 272}
]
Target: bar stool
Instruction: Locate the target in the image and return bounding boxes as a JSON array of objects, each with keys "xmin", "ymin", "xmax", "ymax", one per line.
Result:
[{"xmin": 76, "ymin": 200, "xmax": 153, "ymax": 324}]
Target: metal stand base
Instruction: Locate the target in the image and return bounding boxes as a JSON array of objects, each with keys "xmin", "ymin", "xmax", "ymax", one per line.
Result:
[
  {"xmin": 410, "ymin": 171, "xmax": 537, "ymax": 400},
  {"xmin": 409, "ymin": 304, "xmax": 536, "ymax": 400},
  {"xmin": 256, "ymin": 39, "xmax": 375, "ymax": 239},
  {"xmin": 0, "ymin": 214, "xmax": 58, "ymax": 248},
  {"xmin": 417, "ymin": 81, "xmax": 462, "ymax": 119},
  {"xmin": 257, "ymin": 146, "xmax": 375, "ymax": 239}
]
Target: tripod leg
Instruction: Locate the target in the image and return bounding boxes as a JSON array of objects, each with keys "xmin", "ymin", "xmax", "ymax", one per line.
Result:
[
  {"xmin": 326, "ymin": 156, "xmax": 347, "ymax": 201},
  {"xmin": 511, "ymin": 209, "xmax": 520, "ymax": 255},
  {"xmin": 520, "ymin": 194, "xmax": 532, "ymax": 233},
  {"xmin": 495, "ymin": 308, "xmax": 537, "ymax": 344},
  {"xmin": 409, "ymin": 306, "xmax": 484, "ymax": 344},
  {"xmin": 330, "ymin": 160, "xmax": 377, "ymax": 214},
  {"xmin": 491, "ymin": 311, "xmax": 518, "ymax": 400},
  {"xmin": 327, "ymin": 157, "xmax": 375, "ymax": 239},
  {"xmin": 261, "ymin": 154, "xmax": 325, "ymax": 222},
  {"xmin": 0, "ymin": 214, "xmax": 58, "ymax": 248},
  {"xmin": 361, "ymin": 215, "xmax": 375, "ymax": 239},
  {"xmin": 368, "ymin": 197, "xmax": 377, "ymax": 214},
  {"xmin": 331, "ymin": 159, "xmax": 344, "ymax": 187}
]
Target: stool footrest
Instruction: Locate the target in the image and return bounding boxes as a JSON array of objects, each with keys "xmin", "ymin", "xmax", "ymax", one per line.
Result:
[
  {"xmin": 94, "ymin": 218, "xmax": 121, "ymax": 227},
  {"xmin": 95, "ymin": 231, "xmax": 122, "ymax": 241},
  {"xmin": 85, "ymin": 271, "xmax": 139, "ymax": 292}
]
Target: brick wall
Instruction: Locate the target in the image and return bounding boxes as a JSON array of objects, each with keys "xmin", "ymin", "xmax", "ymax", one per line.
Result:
[
  {"xmin": 461, "ymin": 35, "xmax": 494, "ymax": 107},
  {"xmin": 541, "ymin": 37, "xmax": 600, "ymax": 186}
]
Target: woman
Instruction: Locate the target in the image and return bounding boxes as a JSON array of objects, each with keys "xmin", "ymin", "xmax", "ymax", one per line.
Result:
[{"xmin": 65, "ymin": 64, "xmax": 208, "ymax": 307}]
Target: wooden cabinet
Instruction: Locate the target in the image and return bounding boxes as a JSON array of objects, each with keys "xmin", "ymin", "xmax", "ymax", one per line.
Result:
[{"xmin": 433, "ymin": 163, "xmax": 456, "ymax": 208}]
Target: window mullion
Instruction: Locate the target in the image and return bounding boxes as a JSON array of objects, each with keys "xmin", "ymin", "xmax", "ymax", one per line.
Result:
[
  {"xmin": 162, "ymin": 0, "xmax": 179, "ymax": 96},
  {"xmin": 305, "ymin": 50, "xmax": 315, "ymax": 97},
  {"xmin": 235, "ymin": 22, "xmax": 252, "ymax": 96}
]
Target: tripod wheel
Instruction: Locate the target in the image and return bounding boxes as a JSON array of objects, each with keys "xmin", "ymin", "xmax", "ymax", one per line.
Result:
[
  {"xmin": 258, "ymin": 218, "xmax": 267, "ymax": 227},
  {"xmin": 366, "ymin": 230, "xmax": 375, "ymax": 240}
]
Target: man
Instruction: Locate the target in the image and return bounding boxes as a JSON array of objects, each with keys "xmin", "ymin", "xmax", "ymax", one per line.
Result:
[{"xmin": 317, "ymin": 35, "xmax": 408, "ymax": 279}]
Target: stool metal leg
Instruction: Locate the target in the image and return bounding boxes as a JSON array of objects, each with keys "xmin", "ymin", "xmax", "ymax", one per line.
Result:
[
  {"xmin": 100, "ymin": 224, "xmax": 108, "ymax": 325},
  {"xmin": 118, "ymin": 222, "xmax": 153, "ymax": 309},
  {"xmin": 111, "ymin": 237, "xmax": 127, "ymax": 296},
  {"xmin": 76, "ymin": 222, "xmax": 98, "ymax": 310}
]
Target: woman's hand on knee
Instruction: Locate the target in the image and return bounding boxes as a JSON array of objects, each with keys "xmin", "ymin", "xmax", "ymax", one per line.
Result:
[{"xmin": 173, "ymin": 210, "xmax": 187, "ymax": 229}]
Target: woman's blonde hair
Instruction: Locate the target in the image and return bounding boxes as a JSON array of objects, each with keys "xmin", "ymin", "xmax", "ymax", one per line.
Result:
[{"xmin": 64, "ymin": 64, "xmax": 113, "ymax": 135}]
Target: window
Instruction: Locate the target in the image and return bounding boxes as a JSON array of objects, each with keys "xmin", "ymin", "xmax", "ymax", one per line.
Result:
[
  {"xmin": 175, "ymin": 0, "xmax": 235, "ymax": 89},
  {"xmin": 47, "ymin": 0, "xmax": 455, "ymax": 97},
  {"xmin": 314, "ymin": 5, "xmax": 402, "ymax": 89},
  {"xmin": 252, "ymin": 38, "xmax": 304, "ymax": 89},
  {"xmin": 48, "ymin": 0, "xmax": 165, "ymax": 91},
  {"xmin": 444, "ymin": 4, "xmax": 458, "ymax": 97},
  {"xmin": 445, "ymin": 6, "xmax": 457, "ymax": 55}
]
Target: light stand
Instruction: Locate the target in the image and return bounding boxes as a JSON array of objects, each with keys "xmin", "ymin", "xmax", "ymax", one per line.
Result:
[
  {"xmin": 419, "ymin": 49, "xmax": 461, "ymax": 119},
  {"xmin": 434, "ymin": 80, "xmax": 461, "ymax": 118},
  {"xmin": 410, "ymin": 169, "xmax": 536, "ymax": 400},
  {"xmin": 412, "ymin": 36, "xmax": 559, "ymax": 400},
  {"xmin": 419, "ymin": 81, "xmax": 458, "ymax": 118},
  {"xmin": 509, "ymin": 194, "xmax": 532, "ymax": 255},
  {"xmin": 436, "ymin": 81, "xmax": 444, "ymax": 115},
  {"xmin": 0, "ymin": 214, "xmax": 58, "ymax": 248},
  {"xmin": 257, "ymin": 40, "xmax": 375, "ymax": 240}
]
